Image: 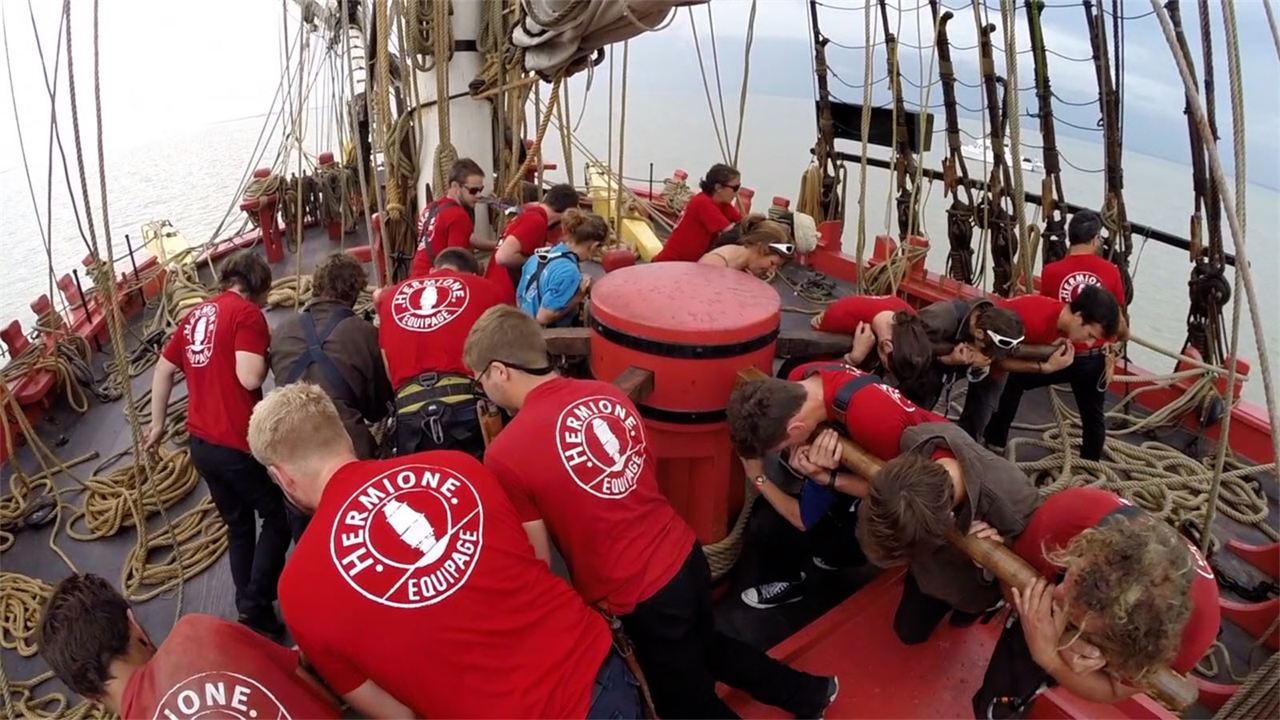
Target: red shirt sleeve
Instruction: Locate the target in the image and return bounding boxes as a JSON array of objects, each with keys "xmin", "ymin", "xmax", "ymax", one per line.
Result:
[
  {"xmin": 484, "ymin": 447, "xmax": 543, "ymax": 523},
  {"xmin": 445, "ymin": 208, "xmax": 474, "ymax": 250},
  {"xmin": 720, "ymin": 201, "xmax": 742, "ymax": 224},
  {"xmin": 507, "ymin": 209, "xmax": 548, "ymax": 255},
  {"xmin": 233, "ymin": 305, "xmax": 270, "ymax": 354},
  {"xmin": 162, "ymin": 327, "xmax": 185, "ymax": 367},
  {"xmin": 696, "ymin": 196, "xmax": 733, "ymax": 235}
]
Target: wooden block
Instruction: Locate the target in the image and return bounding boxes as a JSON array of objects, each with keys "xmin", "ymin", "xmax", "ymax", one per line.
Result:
[
  {"xmin": 613, "ymin": 366, "xmax": 655, "ymax": 403},
  {"xmin": 543, "ymin": 326, "xmax": 591, "ymax": 357}
]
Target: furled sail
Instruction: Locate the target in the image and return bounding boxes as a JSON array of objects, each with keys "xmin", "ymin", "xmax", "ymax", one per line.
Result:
[{"xmin": 513, "ymin": 0, "xmax": 704, "ymax": 76}]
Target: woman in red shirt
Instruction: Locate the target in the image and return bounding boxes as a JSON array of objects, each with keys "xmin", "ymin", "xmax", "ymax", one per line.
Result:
[{"xmin": 652, "ymin": 163, "xmax": 743, "ymax": 262}]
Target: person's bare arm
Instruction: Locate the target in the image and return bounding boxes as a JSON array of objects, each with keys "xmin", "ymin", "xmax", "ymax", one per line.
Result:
[
  {"xmin": 1014, "ymin": 578, "xmax": 1138, "ymax": 704},
  {"xmin": 293, "ymin": 661, "xmax": 342, "ymax": 708},
  {"xmin": 470, "ymin": 234, "xmax": 498, "ymax": 251},
  {"xmin": 235, "ymin": 351, "xmax": 269, "ymax": 391},
  {"xmin": 522, "ymin": 519, "xmax": 553, "ymax": 564},
  {"xmin": 999, "ymin": 343, "xmax": 1075, "ymax": 375},
  {"xmin": 740, "ymin": 457, "xmax": 803, "ymax": 530},
  {"xmin": 494, "ymin": 236, "xmax": 527, "ymax": 267},
  {"xmin": 144, "ymin": 357, "xmax": 179, "ymax": 449},
  {"xmin": 342, "ymin": 680, "xmax": 415, "ymax": 719}
]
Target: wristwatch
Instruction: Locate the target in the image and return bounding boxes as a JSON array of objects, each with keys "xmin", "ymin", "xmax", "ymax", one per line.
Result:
[
  {"xmin": 826, "ymin": 469, "xmax": 838, "ymax": 487},
  {"xmin": 752, "ymin": 474, "xmax": 767, "ymax": 488}
]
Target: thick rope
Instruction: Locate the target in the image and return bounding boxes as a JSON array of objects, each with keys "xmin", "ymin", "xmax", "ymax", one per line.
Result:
[
  {"xmin": 701, "ymin": 482, "xmax": 760, "ymax": 580},
  {"xmin": 1000, "ymin": 0, "xmax": 1033, "ymax": 292},
  {"xmin": 853, "ymin": 0, "xmax": 878, "ymax": 289},
  {"xmin": 1213, "ymin": 652, "xmax": 1278, "ymax": 720},
  {"xmin": 1264, "ymin": 0, "xmax": 1280, "ymax": 60},
  {"xmin": 431, "ymin": 0, "xmax": 457, "ymax": 195},
  {"xmin": 1150, "ymin": 0, "xmax": 1280, "ymax": 460}
]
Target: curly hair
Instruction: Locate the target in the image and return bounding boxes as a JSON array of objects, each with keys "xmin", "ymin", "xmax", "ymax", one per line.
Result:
[
  {"xmin": 1048, "ymin": 518, "xmax": 1194, "ymax": 681},
  {"xmin": 311, "ymin": 252, "xmax": 367, "ymax": 306}
]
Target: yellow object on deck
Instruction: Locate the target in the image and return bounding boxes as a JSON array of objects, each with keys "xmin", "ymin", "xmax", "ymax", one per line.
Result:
[
  {"xmin": 140, "ymin": 220, "xmax": 193, "ymax": 266},
  {"xmin": 587, "ymin": 164, "xmax": 663, "ymax": 261}
]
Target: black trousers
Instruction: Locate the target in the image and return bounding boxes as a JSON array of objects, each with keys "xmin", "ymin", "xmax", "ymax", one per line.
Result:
[
  {"xmin": 622, "ymin": 545, "xmax": 827, "ymax": 719},
  {"xmin": 972, "ymin": 615, "xmax": 1051, "ymax": 719},
  {"xmin": 752, "ymin": 495, "xmax": 865, "ymax": 583},
  {"xmin": 189, "ymin": 437, "xmax": 291, "ymax": 621},
  {"xmin": 984, "ymin": 352, "xmax": 1107, "ymax": 461},
  {"xmin": 958, "ymin": 372, "xmax": 1007, "ymax": 442},
  {"xmin": 892, "ymin": 571, "xmax": 984, "ymax": 645}
]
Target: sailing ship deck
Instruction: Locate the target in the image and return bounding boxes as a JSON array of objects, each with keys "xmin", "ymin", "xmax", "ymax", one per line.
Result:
[{"xmin": 2, "ymin": 224, "xmax": 1275, "ymax": 716}]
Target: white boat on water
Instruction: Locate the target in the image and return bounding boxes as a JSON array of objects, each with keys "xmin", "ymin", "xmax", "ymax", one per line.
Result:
[{"xmin": 960, "ymin": 138, "xmax": 1045, "ymax": 174}]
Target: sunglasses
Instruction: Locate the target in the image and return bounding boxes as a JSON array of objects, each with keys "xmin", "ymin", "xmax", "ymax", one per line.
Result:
[
  {"xmin": 767, "ymin": 242, "xmax": 795, "ymax": 257},
  {"xmin": 477, "ymin": 359, "xmax": 554, "ymax": 384},
  {"xmin": 985, "ymin": 329, "xmax": 1025, "ymax": 350},
  {"xmin": 724, "ymin": 183, "xmax": 742, "ymax": 192},
  {"xmin": 464, "ymin": 185, "xmax": 485, "ymax": 195}
]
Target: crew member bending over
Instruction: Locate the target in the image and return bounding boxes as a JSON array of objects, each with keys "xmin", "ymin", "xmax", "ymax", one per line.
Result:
[
  {"xmin": 248, "ymin": 383, "xmax": 640, "ymax": 719},
  {"xmin": 270, "ymin": 252, "xmax": 391, "ymax": 459},
  {"xmin": 145, "ymin": 250, "xmax": 290, "ymax": 638},
  {"xmin": 917, "ymin": 297, "xmax": 1025, "ymax": 434},
  {"xmin": 377, "ymin": 248, "xmax": 504, "ymax": 457},
  {"xmin": 652, "ymin": 163, "xmax": 743, "ymax": 262},
  {"xmin": 983, "ymin": 285, "xmax": 1122, "ymax": 460},
  {"xmin": 469, "ymin": 306, "xmax": 837, "ymax": 719},
  {"xmin": 409, "ymin": 158, "xmax": 491, "ymax": 278},
  {"xmin": 484, "ymin": 183, "xmax": 580, "ymax": 303},
  {"xmin": 516, "ymin": 209, "xmax": 607, "ymax": 327},
  {"xmin": 809, "ymin": 295, "xmax": 935, "ymax": 405},
  {"xmin": 699, "ymin": 216, "xmax": 794, "ymax": 278},
  {"xmin": 972, "ymin": 487, "xmax": 1218, "ymax": 715},
  {"xmin": 729, "ymin": 362, "xmax": 1041, "ymax": 643},
  {"xmin": 39, "ymin": 574, "xmax": 340, "ymax": 719}
]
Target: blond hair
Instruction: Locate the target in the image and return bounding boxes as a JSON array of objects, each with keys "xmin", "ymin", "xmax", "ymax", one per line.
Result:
[
  {"xmin": 1048, "ymin": 518, "xmax": 1194, "ymax": 680},
  {"xmin": 248, "ymin": 383, "xmax": 352, "ymax": 469},
  {"xmin": 463, "ymin": 305, "xmax": 548, "ymax": 374}
]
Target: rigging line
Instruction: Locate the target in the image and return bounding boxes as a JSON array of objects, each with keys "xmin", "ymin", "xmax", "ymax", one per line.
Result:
[
  {"xmin": 901, "ymin": 73, "xmax": 941, "ymax": 89},
  {"xmin": 1, "ymin": 2, "xmax": 53, "ymax": 259},
  {"xmin": 1049, "ymin": 89, "xmax": 1097, "ymax": 107},
  {"xmin": 829, "ymin": 65, "xmax": 888, "ymax": 89},
  {"xmin": 1050, "ymin": 114, "xmax": 1103, "ymax": 132},
  {"xmin": 62, "ymin": 0, "xmax": 100, "ymax": 253},
  {"xmin": 25, "ymin": 0, "xmax": 89, "ymax": 251},
  {"xmin": 1058, "ymin": 151, "xmax": 1105, "ymax": 174},
  {"xmin": 705, "ymin": 4, "xmax": 732, "ymax": 158},
  {"xmin": 730, "ymin": 0, "xmax": 758, "ymax": 167},
  {"xmin": 816, "ymin": 0, "xmax": 932, "ymax": 12},
  {"xmin": 1264, "ymin": 0, "xmax": 1280, "ymax": 61},
  {"xmin": 687, "ymin": 6, "xmax": 729, "ymax": 162},
  {"xmin": 341, "ymin": 0, "xmax": 378, "ymax": 281}
]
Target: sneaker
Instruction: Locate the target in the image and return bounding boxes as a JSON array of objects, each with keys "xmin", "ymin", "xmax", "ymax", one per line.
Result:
[
  {"xmin": 791, "ymin": 676, "xmax": 840, "ymax": 718},
  {"xmin": 811, "ymin": 556, "xmax": 838, "ymax": 571},
  {"xmin": 740, "ymin": 574, "xmax": 806, "ymax": 609}
]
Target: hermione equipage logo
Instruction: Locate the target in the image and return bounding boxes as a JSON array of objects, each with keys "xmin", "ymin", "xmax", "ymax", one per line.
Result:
[
  {"xmin": 152, "ymin": 671, "xmax": 289, "ymax": 720},
  {"xmin": 330, "ymin": 464, "xmax": 484, "ymax": 609},
  {"xmin": 555, "ymin": 395, "xmax": 646, "ymax": 499},
  {"xmin": 390, "ymin": 277, "xmax": 469, "ymax": 333},
  {"xmin": 1057, "ymin": 271, "xmax": 1103, "ymax": 302},
  {"xmin": 185, "ymin": 303, "xmax": 218, "ymax": 368}
]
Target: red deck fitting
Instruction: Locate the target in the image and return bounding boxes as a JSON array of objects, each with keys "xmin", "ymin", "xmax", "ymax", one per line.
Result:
[
  {"xmin": 1226, "ymin": 538, "xmax": 1280, "ymax": 579},
  {"xmin": 1219, "ymin": 597, "xmax": 1280, "ymax": 651},
  {"xmin": 1194, "ymin": 677, "xmax": 1239, "ymax": 713},
  {"xmin": 1, "ymin": 320, "xmax": 56, "ymax": 410}
]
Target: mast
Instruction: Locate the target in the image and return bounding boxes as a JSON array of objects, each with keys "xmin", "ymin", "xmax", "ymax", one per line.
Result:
[
  {"xmin": 976, "ymin": 21, "xmax": 1018, "ymax": 297},
  {"xmin": 929, "ymin": 1, "xmax": 977, "ymax": 284},
  {"xmin": 1025, "ymin": 0, "xmax": 1068, "ymax": 264},
  {"xmin": 877, "ymin": 0, "xmax": 920, "ymax": 240}
]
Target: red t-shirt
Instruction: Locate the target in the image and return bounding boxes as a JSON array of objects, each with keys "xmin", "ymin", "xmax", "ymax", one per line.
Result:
[
  {"xmin": 120, "ymin": 614, "xmax": 339, "ymax": 720},
  {"xmin": 279, "ymin": 452, "xmax": 611, "ymax": 718},
  {"xmin": 998, "ymin": 295, "xmax": 1065, "ymax": 346},
  {"xmin": 409, "ymin": 199, "xmax": 474, "ymax": 278},
  {"xmin": 814, "ymin": 295, "xmax": 915, "ymax": 334},
  {"xmin": 376, "ymin": 269, "xmax": 504, "ymax": 389},
  {"xmin": 1041, "ymin": 253, "xmax": 1125, "ymax": 351},
  {"xmin": 787, "ymin": 362, "xmax": 945, "ymax": 461},
  {"xmin": 652, "ymin": 192, "xmax": 742, "ymax": 262},
  {"xmin": 161, "ymin": 291, "xmax": 269, "ymax": 452},
  {"xmin": 484, "ymin": 205, "xmax": 550, "ymax": 304},
  {"xmin": 485, "ymin": 377, "xmax": 698, "ymax": 615},
  {"xmin": 1012, "ymin": 487, "xmax": 1220, "ymax": 674}
]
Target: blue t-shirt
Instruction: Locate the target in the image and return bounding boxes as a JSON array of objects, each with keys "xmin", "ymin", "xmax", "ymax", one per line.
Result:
[{"xmin": 517, "ymin": 244, "xmax": 581, "ymax": 326}]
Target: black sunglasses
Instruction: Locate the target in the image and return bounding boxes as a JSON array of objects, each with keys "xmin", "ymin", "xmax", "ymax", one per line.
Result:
[
  {"xmin": 724, "ymin": 183, "xmax": 742, "ymax": 192},
  {"xmin": 464, "ymin": 185, "xmax": 485, "ymax": 195}
]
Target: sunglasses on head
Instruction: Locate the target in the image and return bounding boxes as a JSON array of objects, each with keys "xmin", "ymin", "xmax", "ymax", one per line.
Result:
[
  {"xmin": 767, "ymin": 242, "xmax": 795, "ymax": 257},
  {"xmin": 986, "ymin": 329, "xmax": 1024, "ymax": 350}
]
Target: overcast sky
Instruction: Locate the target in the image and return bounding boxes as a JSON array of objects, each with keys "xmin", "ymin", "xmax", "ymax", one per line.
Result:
[{"xmin": 0, "ymin": 0, "xmax": 1275, "ymax": 186}]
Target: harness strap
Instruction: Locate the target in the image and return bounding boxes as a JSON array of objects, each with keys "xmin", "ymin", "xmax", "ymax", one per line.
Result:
[
  {"xmin": 526, "ymin": 250, "xmax": 579, "ymax": 309},
  {"xmin": 283, "ymin": 307, "xmax": 358, "ymax": 404},
  {"xmin": 802, "ymin": 365, "xmax": 885, "ymax": 425},
  {"xmin": 417, "ymin": 198, "xmax": 458, "ymax": 263},
  {"xmin": 594, "ymin": 604, "xmax": 658, "ymax": 720}
]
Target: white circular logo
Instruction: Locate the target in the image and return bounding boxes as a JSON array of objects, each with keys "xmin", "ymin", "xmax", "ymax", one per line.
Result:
[
  {"xmin": 390, "ymin": 277, "xmax": 469, "ymax": 333},
  {"xmin": 1058, "ymin": 271, "xmax": 1102, "ymax": 302},
  {"xmin": 555, "ymin": 396, "xmax": 647, "ymax": 499},
  {"xmin": 330, "ymin": 464, "xmax": 484, "ymax": 608},
  {"xmin": 152, "ymin": 671, "xmax": 290, "ymax": 720},
  {"xmin": 875, "ymin": 384, "xmax": 915, "ymax": 413},
  {"xmin": 185, "ymin": 303, "xmax": 219, "ymax": 368}
]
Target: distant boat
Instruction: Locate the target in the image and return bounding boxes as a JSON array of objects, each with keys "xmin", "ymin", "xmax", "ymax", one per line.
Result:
[{"xmin": 960, "ymin": 138, "xmax": 1044, "ymax": 174}]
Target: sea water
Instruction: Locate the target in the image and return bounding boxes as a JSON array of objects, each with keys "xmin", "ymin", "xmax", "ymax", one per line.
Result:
[{"xmin": 0, "ymin": 91, "xmax": 1275, "ymax": 404}]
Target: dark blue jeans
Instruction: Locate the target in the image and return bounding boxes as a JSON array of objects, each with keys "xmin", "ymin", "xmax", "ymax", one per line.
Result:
[{"xmin": 588, "ymin": 649, "xmax": 642, "ymax": 719}]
